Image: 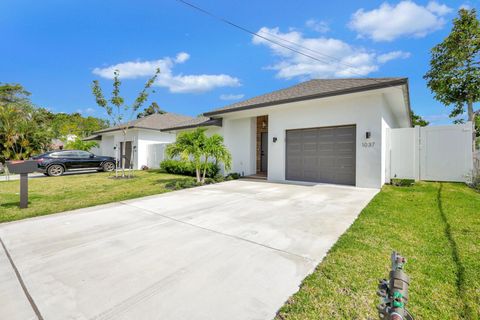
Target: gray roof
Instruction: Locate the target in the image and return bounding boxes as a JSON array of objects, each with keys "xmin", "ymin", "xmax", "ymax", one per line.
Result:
[
  {"xmin": 204, "ymin": 78, "xmax": 408, "ymax": 116},
  {"xmin": 94, "ymin": 113, "xmax": 194, "ymax": 134},
  {"xmin": 161, "ymin": 116, "xmax": 223, "ymax": 131},
  {"xmin": 82, "ymin": 134, "xmax": 102, "ymax": 141}
]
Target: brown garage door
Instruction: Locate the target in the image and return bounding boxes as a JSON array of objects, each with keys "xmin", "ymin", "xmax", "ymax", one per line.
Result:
[{"xmin": 286, "ymin": 125, "xmax": 356, "ymax": 185}]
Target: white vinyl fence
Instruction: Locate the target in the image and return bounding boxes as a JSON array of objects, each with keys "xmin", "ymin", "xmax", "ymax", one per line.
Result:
[{"xmin": 389, "ymin": 122, "xmax": 474, "ymax": 182}]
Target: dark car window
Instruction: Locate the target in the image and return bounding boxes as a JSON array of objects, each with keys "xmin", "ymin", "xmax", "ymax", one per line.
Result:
[
  {"xmin": 49, "ymin": 152, "xmax": 64, "ymax": 158},
  {"xmin": 76, "ymin": 151, "xmax": 93, "ymax": 159},
  {"xmin": 51, "ymin": 151, "xmax": 77, "ymax": 158}
]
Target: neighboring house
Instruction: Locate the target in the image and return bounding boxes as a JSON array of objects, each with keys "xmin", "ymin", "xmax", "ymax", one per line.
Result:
[
  {"xmin": 85, "ymin": 113, "xmax": 193, "ymax": 169},
  {"xmin": 162, "ymin": 78, "xmax": 412, "ymax": 189},
  {"xmin": 51, "ymin": 134, "xmax": 77, "ymax": 150}
]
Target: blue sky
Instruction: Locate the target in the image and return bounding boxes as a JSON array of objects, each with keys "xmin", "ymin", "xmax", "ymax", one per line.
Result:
[{"xmin": 1, "ymin": 0, "xmax": 478, "ymax": 125}]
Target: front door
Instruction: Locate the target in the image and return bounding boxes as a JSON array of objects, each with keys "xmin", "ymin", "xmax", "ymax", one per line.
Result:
[
  {"xmin": 261, "ymin": 132, "xmax": 268, "ymax": 172},
  {"xmin": 120, "ymin": 141, "xmax": 132, "ymax": 169}
]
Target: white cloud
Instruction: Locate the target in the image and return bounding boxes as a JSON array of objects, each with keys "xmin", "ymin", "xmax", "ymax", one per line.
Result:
[
  {"xmin": 377, "ymin": 51, "xmax": 411, "ymax": 63},
  {"xmin": 349, "ymin": 1, "xmax": 452, "ymax": 42},
  {"xmin": 93, "ymin": 52, "xmax": 240, "ymax": 93},
  {"xmin": 426, "ymin": 1, "xmax": 452, "ymax": 15},
  {"xmin": 305, "ymin": 19, "xmax": 330, "ymax": 33},
  {"xmin": 252, "ymin": 26, "xmax": 408, "ymax": 79},
  {"xmin": 219, "ymin": 93, "xmax": 245, "ymax": 100},
  {"xmin": 175, "ymin": 52, "xmax": 190, "ymax": 63},
  {"xmin": 76, "ymin": 107, "xmax": 96, "ymax": 115}
]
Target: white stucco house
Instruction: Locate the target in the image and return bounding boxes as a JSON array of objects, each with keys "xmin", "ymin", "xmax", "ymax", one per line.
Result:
[
  {"xmin": 85, "ymin": 113, "xmax": 193, "ymax": 170},
  {"xmin": 160, "ymin": 78, "xmax": 412, "ymax": 189},
  {"xmin": 90, "ymin": 78, "xmax": 473, "ymax": 189}
]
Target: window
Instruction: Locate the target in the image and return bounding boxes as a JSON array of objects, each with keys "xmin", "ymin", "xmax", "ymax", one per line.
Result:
[
  {"xmin": 76, "ymin": 151, "xmax": 93, "ymax": 159},
  {"xmin": 51, "ymin": 151, "xmax": 77, "ymax": 158}
]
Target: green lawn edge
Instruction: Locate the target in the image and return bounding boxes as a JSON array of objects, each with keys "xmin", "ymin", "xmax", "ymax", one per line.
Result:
[{"xmin": 277, "ymin": 182, "xmax": 480, "ymax": 320}]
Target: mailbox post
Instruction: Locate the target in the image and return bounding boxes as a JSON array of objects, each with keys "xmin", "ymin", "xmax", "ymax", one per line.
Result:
[{"xmin": 5, "ymin": 160, "xmax": 38, "ymax": 209}]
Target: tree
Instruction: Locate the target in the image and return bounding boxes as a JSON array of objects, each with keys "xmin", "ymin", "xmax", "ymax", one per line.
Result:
[
  {"xmin": 166, "ymin": 128, "xmax": 232, "ymax": 183},
  {"xmin": 424, "ymin": 8, "xmax": 480, "ymax": 146},
  {"xmin": 64, "ymin": 137, "xmax": 99, "ymax": 151},
  {"xmin": 137, "ymin": 102, "xmax": 166, "ymax": 118},
  {"xmin": 0, "ymin": 84, "xmax": 53, "ymax": 162},
  {"xmin": 411, "ymin": 110, "xmax": 429, "ymax": 127},
  {"xmin": 91, "ymin": 69, "xmax": 160, "ymax": 177},
  {"xmin": 50, "ymin": 112, "xmax": 108, "ymax": 139},
  {"xmin": 203, "ymin": 134, "xmax": 232, "ymax": 182}
]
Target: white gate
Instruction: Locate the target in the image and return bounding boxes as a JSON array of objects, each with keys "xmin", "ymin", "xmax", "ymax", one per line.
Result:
[{"xmin": 389, "ymin": 122, "xmax": 474, "ymax": 182}]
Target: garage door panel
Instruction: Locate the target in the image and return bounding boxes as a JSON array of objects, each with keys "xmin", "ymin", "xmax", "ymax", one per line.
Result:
[{"xmin": 286, "ymin": 125, "xmax": 356, "ymax": 186}]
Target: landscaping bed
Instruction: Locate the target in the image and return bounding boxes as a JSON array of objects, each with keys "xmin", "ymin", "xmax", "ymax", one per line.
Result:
[{"xmin": 277, "ymin": 182, "xmax": 480, "ymax": 320}]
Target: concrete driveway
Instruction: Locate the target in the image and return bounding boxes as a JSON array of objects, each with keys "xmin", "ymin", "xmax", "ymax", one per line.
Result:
[{"xmin": 0, "ymin": 180, "xmax": 378, "ymax": 320}]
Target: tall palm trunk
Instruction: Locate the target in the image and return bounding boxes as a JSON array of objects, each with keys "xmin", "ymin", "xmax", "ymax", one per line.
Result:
[
  {"xmin": 201, "ymin": 157, "xmax": 209, "ymax": 183},
  {"xmin": 195, "ymin": 167, "xmax": 201, "ymax": 183}
]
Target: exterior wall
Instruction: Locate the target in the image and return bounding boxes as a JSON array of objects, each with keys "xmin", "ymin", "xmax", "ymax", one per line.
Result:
[
  {"xmin": 267, "ymin": 93, "xmax": 384, "ymax": 188},
  {"xmin": 98, "ymin": 129, "xmax": 176, "ymax": 170},
  {"xmin": 221, "ymin": 118, "xmax": 256, "ymax": 176},
  {"xmin": 98, "ymin": 135, "xmax": 115, "ymax": 157},
  {"xmin": 380, "ymin": 95, "xmax": 402, "ymax": 184},
  {"xmin": 137, "ymin": 130, "xmax": 176, "ymax": 169},
  {"xmin": 219, "ymin": 92, "xmax": 387, "ymax": 188},
  {"xmin": 98, "ymin": 130, "xmax": 139, "ymax": 169}
]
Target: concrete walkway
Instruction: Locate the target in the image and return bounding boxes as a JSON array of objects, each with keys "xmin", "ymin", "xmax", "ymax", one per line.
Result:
[{"xmin": 0, "ymin": 180, "xmax": 378, "ymax": 320}]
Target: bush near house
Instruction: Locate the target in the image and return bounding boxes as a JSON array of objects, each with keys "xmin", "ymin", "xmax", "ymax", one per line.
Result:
[{"xmin": 160, "ymin": 159, "xmax": 220, "ymax": 178}]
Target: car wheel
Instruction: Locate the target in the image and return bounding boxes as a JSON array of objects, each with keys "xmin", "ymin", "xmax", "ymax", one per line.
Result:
[
  {"xmin": 102, "ymin": 161, "xmax": 115, "ymax": 172},
  {"xmin": 47, "ymin": 164, "xmax": 64, "ymax": 176}
]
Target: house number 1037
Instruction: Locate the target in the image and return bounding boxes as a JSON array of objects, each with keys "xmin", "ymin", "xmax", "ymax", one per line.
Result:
[{"xmin": 362, "ymin": 141, "xmax": 375, "ymax": 148}]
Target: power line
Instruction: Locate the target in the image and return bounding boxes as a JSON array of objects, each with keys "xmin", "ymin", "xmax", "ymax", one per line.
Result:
[
  {"xmin": 175, "ymin": 0, "xmax": 408, "ymax": 100},
  {"xmin": 175, "ymin": 0, "xmax": 391, "ymax": 80},
  {"xmin": 176, "ymin": 0, "xmax": 334, "ymax": 66}
]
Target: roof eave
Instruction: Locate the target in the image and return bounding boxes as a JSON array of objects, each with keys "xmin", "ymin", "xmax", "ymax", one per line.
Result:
[
  {"xmin": 203, "ymin": 78, "xmax": 408, "ymax": 117},
  {"xmin": 402, "ymin": 81, "xmax": 413, "ymax": 128},
  {"xmin": 161, "ymin": 118, "xmax": 223, "ymax": 132}
]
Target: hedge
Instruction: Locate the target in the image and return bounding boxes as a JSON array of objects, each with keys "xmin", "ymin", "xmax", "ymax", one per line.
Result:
[{"xmin": 160, "ymin": 159, "xmax": 220, "ymax": 178}]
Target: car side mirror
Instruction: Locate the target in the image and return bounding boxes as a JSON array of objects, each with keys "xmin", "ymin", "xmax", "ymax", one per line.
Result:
[{"xmin": 89, "ymin": 154, "xmax": 95, "ymax": 158}]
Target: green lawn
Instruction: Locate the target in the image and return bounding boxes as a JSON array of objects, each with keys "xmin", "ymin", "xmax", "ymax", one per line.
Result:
[
  {"xmin": 277, "ymin": 182, "xmax": 480, "ymax": 320},
  {"xmin": 0, "ymin": 170, "xmax": 187, "ymax": 223}
]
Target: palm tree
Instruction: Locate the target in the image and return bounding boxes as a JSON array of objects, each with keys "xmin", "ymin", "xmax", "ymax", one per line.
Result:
[
  {"xmin": 166, "ymin": 128, "xmax": 232, "ymax": 183},
  {"xmin": 202, "ymin": 134, "xmax": 231, "ymax": 183}
]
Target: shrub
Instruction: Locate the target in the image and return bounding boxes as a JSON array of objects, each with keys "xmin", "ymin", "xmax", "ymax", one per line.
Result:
[
  {"xmin": 391, "ymin": 178, "xmax": 415, "ymax": 187},
  {"xmin": 213, "ymin": 173, "xmax": 225, "ymax": 183},
  {"xmin": 225, "ymin": 172, "xmax": 241, "ymax": 181},
  {"xmin": 160, "ymin": 159, "xmax": 220, "ymax": 178}
]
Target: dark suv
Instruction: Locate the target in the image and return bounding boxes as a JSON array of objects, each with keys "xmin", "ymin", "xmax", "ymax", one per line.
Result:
[{"xmin": 32, "ymin": 150, "xmax": 116, "ymax": 176}]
